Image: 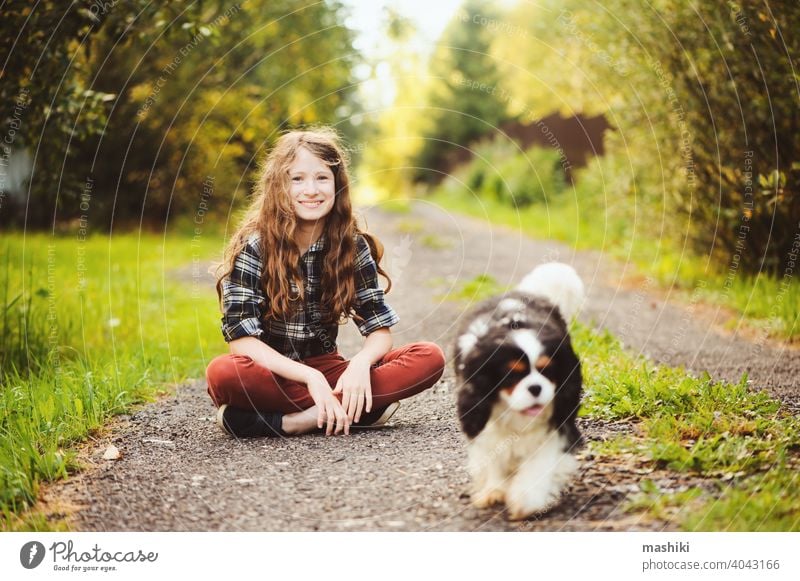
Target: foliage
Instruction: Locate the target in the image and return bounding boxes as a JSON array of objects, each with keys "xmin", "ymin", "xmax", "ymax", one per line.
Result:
[
  {"xmin": 573, "ymin": 323, "xmax": 800, "ymax": 530},
  {"xmin": 682, "ymin": 469, "xmax": 800, "ymax": 532},
  {"xmin": 411, "ymin": 0, "xmax": 513, "ymax": 183},
  {"xmin": 0, "ymin": 1, "xmax": 205, "ymax": 227},
  {"xmin": 445, "ymin": 273, "xmax": 507, "ymax": 302},
  {"xmin": 429, "ymin": 150, "xmax": 800, "ymax": 339},
  {"xmin": 1, "ymin": 1, "xmax": 362, "ymax": 230},
  {"xmin": 441, "ymin": 139, "xmax": 567, "ymax": 208},
  {"xmin": 358, "ymin": 10, "xmax": 433, "ymax": 198},
  {"xmin": 491, "ymin": 0, "xmax": 800, "ymax": 274}
]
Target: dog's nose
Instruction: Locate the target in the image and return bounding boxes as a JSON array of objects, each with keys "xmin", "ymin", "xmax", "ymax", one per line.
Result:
[{"xmin": 528, "ymin": 384, "xmax": 541, "ymax": 397}]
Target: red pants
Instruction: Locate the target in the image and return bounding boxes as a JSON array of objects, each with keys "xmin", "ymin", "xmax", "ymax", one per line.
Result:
[{"xmin": 205, "ymin": 342, "xmax": 446, "ymax": 413}]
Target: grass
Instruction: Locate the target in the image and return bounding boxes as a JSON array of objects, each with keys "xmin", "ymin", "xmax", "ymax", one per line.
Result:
[
  {"xmin": 379, "ymin": 198, "xmax": 413, "ymax": 214},
  {"xmin": 1, "ymin": 231, "xmax": 226, "ymax": 529},
  {"xmin": 571, "ymin": 323, "xmax": 800, "ymax": 531},
  {"xmin": 443, "ymin": 274, "xmax": 509, "ymax": 302},
  {"xmin": 683, "ymin": 469, "xmax": 800, "ymax": 531},
  {"xmin": 426, "ymin": 185, "xmax": 800, "ymax": 341},
  {"xmin": 420, "ymin": 234, "xmax": 452, "ymax": 250},
  {"xmin": 625, "ymin": 483, "xmax": 705, "ymax": 524},
  {"xmin": 393, "ymin": 219, "xmax": 424, "ymax": 235}
]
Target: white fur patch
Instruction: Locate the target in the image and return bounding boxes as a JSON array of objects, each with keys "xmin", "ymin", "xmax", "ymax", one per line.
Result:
[
  {"xmin": 458, "ymin": 333, "xmax": 478, "ymax": 356},
  {"xmin": 516, "ymin": 262, "xmax": 584, "ymax": 320},
  {"xmin": 468, "ymin": 316, "xmax": 490, "ymax": 337},
  {"xmin": 467, "ymin": 404, "xmax": 577, "ymax": 517},
  {"xmin": 458, "ymin": 316, "xmax": 491, "ymax": 357},
  {"xmin": 511, "ymin": 329, "xmax": 543, "ymax": 361},
  {"xmin": 498, "ymin": 298, "xmax": 524, "ymax": 312}
]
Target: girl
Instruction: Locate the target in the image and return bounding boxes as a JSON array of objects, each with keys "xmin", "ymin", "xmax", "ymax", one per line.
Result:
[{"xmin": 205, "ymin": 128, "xmax": 446, "ymax": 437}]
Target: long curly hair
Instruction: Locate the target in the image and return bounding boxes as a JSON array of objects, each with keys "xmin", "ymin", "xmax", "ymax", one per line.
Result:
[{"xmin": 215, "ymin": 127, "xmax": 391, "ymax": 324}]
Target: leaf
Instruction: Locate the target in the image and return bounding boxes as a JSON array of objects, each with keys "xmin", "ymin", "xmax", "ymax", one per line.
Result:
[
  {"xmin": 102, "ymin": 445, "xmax": 121, "ymax": 460},
  {"xmin": 41, "ymin": 396, "xmax": 56, "ymax": 423}
]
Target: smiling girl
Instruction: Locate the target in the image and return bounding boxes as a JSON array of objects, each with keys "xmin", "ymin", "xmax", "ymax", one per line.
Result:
[{"xmin": 206, "ymin": 128, "xmax": 446, "ymax": 437}]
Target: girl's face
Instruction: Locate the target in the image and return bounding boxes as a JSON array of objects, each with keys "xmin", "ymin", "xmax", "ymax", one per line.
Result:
[{"xmin": 288, "ymin": 146, "xmax": 336, "ymax": 229}]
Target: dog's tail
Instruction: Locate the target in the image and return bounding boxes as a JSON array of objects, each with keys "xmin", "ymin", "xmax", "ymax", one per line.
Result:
[{"xmin": 516, "ymin": 262, "xmax": 584, "ymax": 320}]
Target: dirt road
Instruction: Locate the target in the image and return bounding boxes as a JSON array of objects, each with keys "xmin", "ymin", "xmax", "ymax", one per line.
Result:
[{"xmin": 45, "ymin": 203, "xmax": 798, "ymax": 531}]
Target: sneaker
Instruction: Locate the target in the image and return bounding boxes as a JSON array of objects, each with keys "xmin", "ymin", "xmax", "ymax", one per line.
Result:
[
  {"xmin": 216, "ymin": 404, "xmax": 285, "ymax": 438},
  {"xmin": 351, "ymin": 402, "xmax": 400, "ymax": 429}
]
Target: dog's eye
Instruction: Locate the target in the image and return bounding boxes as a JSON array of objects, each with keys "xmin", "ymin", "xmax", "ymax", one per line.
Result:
[
  {"xmin": 535, "ymin": 355, "xmax": 551, "ymax": 370},
  {"xmin": 505, "ymin": 359, "xmax": 529, "ymax": 374}
]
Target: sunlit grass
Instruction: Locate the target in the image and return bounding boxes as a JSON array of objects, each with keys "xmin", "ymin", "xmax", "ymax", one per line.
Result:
[
  {"xmin": 443, "ymin": 274, "xmax": 508, "ymax": 302},
  {"xmin": 1, "ymin": 231, "xmax": 226, "ymax": 528},
  {"xmin": 572, "ymin": 323, "xmax": 800, "ymax": 531}
]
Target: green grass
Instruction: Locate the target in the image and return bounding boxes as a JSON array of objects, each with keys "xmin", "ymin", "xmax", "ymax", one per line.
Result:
[
  {"xmin": 623, "ymin": 469, "xmax": 800, "ymax": 531},
  {"xmin": 426, "ymin": 184, "xmax": 800, "ymax": 340},
  {"xmin": 625, "ymin": 482, "xmax": 705, "ymax": 524},
  {"xmin": 420, "ymin": 234, "xmax": 452, "ymax": 250},
  {"xmin": 393, "ymin": 219, "xmax": 424, "ymax": 235},
  {"xmin": 683, "ymin": 469, "xmax": 800, "ymax": 531},
  {"xmin": 444, "ymin": 274, "xmax": 509, "ymax": 302},
  {"xmin": 572, "ymin": 323, "xmax": 800, "ymax": 531},
  {"xmin": 1, "ymin": 231, "xmax": 226, "ymax": 529},
  {"xmin": 379, "ymin": 198, "xmax": 413, "ymax": 214}
]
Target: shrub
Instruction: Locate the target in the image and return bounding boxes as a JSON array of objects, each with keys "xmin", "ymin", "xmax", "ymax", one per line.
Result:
[{"xmin": 448, "ymin": 138, "xmax": 567, "ymax": 208}]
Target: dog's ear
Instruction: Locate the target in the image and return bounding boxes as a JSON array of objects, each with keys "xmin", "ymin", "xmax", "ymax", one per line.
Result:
[
  {"xmin": 460, "ymin": 336, "xmax": 515, "ymax": 372},
  {"xmin": 549, "ymin": 341, "xmax": 584, "ymax": 449},
  {"xmin": 457, "ymin": 385, "xmax": 493, "ymax": 439}
]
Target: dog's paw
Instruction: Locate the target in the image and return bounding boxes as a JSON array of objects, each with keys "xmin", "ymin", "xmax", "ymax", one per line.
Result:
[
  {"xmin": 505, "ymin": 496, "xmax": 554, "ymax": 521},
  {"xmin": 506, "ymin": 503, "xmax": 548, "ymax": 521},
  {"xmin": 506, "ymin": 507, "xmax": 530, "ymax": 521},
  {"xmin": 472, "ymin": 489, "xmax": 505, "ymax": 508}
]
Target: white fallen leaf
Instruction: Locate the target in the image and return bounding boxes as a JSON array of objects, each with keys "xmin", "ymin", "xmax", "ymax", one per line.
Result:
[{"xmin": 102, "ymin": 445, "xmax": 121, "ymax": 460}]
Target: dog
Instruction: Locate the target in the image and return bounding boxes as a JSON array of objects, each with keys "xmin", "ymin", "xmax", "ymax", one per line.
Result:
[{"xmin": 454, "ymin": 263, "xmax": 584, "ymax": 520}]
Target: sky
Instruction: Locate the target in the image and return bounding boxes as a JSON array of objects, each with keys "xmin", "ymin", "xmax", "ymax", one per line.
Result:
[
  {"xmin": 341, "ymin": 0, "xmax": 464, "ymax": 55},
  {"xmin": 340, "ymin": 0, "xmax": 465, "ymax": 109}
]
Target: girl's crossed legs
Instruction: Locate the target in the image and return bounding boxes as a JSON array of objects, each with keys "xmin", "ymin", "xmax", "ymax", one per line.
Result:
[{"xmin": 205, "ymin": 341, "xmax": 446, "ymax": 433}]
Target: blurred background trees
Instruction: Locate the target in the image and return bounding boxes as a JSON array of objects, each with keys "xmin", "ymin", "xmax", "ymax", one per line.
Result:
[
  {"xmin": 411, "ymin": 0, "xmax": 512, "ymax": 183},
  {"xmin": 1, "ymin": 0, "xmax": 360, "ymax": 230},
  {"xmin": 373, "ymin": 0, "xmax": 799, "ymax": 275},
  {"xmin": 4, "ymin": 0, "xmax": 798, "ymax": 275}
]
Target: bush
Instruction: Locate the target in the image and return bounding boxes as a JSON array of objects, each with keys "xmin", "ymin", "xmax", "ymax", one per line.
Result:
[
  {"xmin": 492, "ymin": 0, "xmax": 800, "ymax": 275},
  {"xmin": 449, "ymin": 138, "xmax": 567, "ymax": 208}
]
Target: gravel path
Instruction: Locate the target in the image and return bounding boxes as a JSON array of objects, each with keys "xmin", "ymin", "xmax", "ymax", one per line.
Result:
[{"xmin": 44, "ymin": 203, "xmax": 799, "ymax": 531}]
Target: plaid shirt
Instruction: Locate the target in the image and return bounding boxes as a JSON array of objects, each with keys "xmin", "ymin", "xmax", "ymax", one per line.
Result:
[{"xmin": 220, "ymin": 233, "xmax": 399, "ymax": 360}]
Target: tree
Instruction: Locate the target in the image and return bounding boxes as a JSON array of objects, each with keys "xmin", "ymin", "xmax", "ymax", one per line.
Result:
[
  {"xmin": 412, "ymin": 0, "xmax": 513, "ymax": 183},
  {"xmin": 490, "ymin": 0, "xmax": 800, "ymax": 273},
  {"xmin": 2, "ymin": 0, "xmax": 362, "ymax": 230},
  {"xmin": 0, "ymin": 1, "xmax": 211, "ymax": 228}
]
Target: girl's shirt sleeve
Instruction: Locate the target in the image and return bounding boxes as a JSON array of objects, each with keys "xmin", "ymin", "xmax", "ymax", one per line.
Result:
[
  {"xmin": 220, "ymin": 237, "xmax": 266, "ymax": 342},
  {"xmin": 353, "ymin": 235, "xmax": 399, "ymax": 336}
]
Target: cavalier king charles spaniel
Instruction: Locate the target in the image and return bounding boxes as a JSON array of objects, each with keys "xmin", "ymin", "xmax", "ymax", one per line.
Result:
[{"xmin": 455, "ymin": 263, "xmax": 584, "ymax": 520}]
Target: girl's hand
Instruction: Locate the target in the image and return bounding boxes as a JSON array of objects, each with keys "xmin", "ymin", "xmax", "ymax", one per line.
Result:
[
  {"xmin": 305, "ymin": 369, "xmax": 349, "ymax": 435},
  {"xmin": 332, "ymin": 356, "xmax": 373, "ymax": 424}
]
